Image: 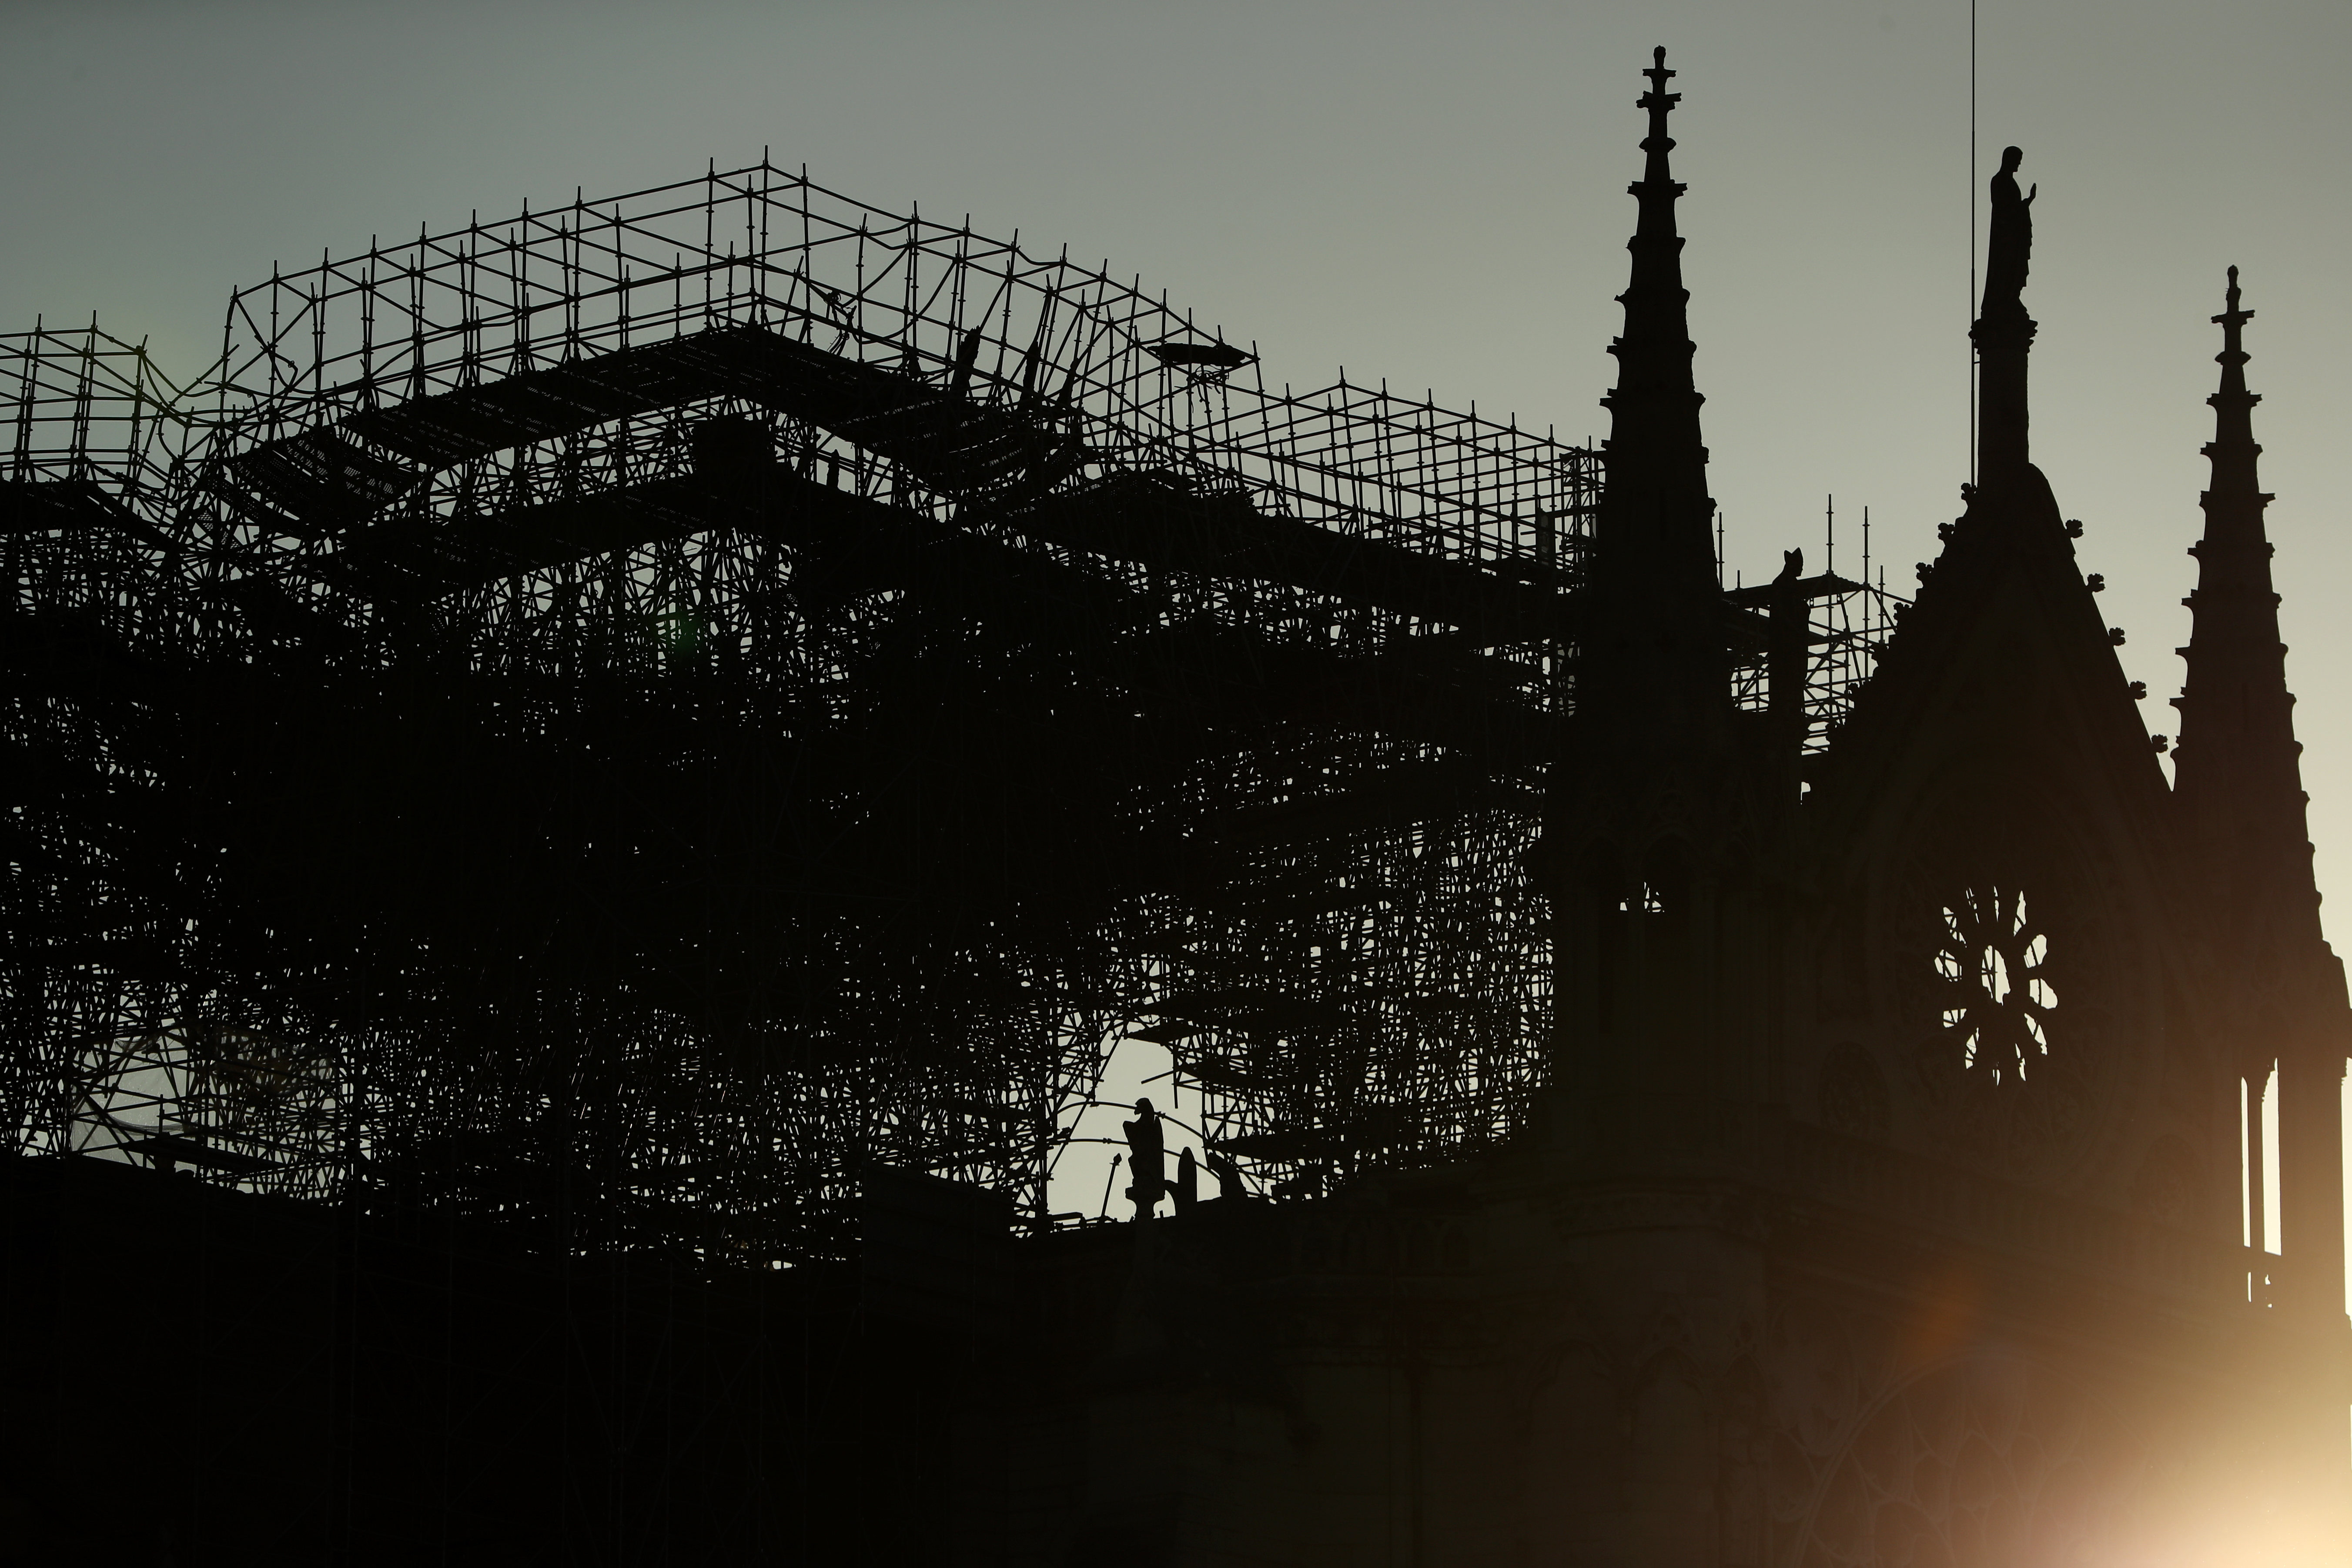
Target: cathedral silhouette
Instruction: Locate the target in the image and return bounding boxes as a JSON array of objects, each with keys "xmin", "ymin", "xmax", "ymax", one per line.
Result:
[
  {"xmin": 3, "ymin": 47, "xmax": 2345, "ymax": 1568},
  {"xmin": 964, "ymin": 50, "xmax": 2352, "ymax": 1567}
]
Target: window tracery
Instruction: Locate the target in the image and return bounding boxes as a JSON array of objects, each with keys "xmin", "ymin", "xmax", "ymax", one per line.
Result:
[
  {"xmin": 1891, "ymin": 849, "xmax": 2123, "ymax": 1184},
  {"xmin": 1931, "ymin": 886, "xmax": 2055, "ymax": 1083}
]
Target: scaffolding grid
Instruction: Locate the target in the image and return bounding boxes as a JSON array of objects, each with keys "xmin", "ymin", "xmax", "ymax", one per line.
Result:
[{"xmin": 3, "ymin": 163, "xmax": 1900, "ymax": 1262}]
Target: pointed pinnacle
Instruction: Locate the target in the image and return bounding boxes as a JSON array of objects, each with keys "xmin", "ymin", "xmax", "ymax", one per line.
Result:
[
  {"xmin": 2212, "ymin": 264, "xmax": 2254, "ymax": 376},
  {"xmin": 1640, "ymin": 45, "xmax": 1678, "ymax": 106},
  {"xmin": 2207, "ymin": 266, "xmax": 2260, "ymax": 422}
]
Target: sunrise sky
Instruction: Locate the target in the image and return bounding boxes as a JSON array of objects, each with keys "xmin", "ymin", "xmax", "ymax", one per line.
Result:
[{"xmin": 7, "ymin": 0, "xmax": 2350, "ymax": 1222}]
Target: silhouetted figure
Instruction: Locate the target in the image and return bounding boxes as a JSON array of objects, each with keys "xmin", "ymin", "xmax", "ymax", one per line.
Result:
[
  {"xmin": 949, "ymin": 327, "xmax": 984, "ymax": 398},
  {"xmin": 1205, "ymin": 1147, "xmax": 1247, "ymax": 1201},
  {"xmin": 1982, "ymin": 146, "xmax": 2036, "ymax": 317},
  {"xmin": 1121, "ymin": 1097, "xmax": 1167, "ymax": 1220},
  {"xmin": 1173, "ymin": 1145, "xmax": 1198, "ymax": 1213},
  {"xmin": 1972, "ymin": 144, "xmax": 2040, "ymax": 483},
  {"xmin": 1768, "ymin": 549, "xmax": 1808, "ymax": 788}
]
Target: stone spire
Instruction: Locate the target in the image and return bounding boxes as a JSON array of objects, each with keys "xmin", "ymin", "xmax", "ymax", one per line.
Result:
[
  {"xmin": 2171, "ymin": 267, "xmax": 2319, "ymax": 949},
  {"xmin": 1580, "ymin": 46, "xmax": 1726, "ymax": 747},
  {"xmin": 2174, "ymin": 270, "xmax": 2345, "ymax": 1349}
]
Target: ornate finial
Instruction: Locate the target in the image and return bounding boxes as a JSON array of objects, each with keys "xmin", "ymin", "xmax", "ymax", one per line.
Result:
[
  {"xmin": 2209, "ymin": 266, "xmax": 2256, "ymax": 404},
  {"xmin": 1641, "ymin": 46, "xmax": 1679, "ymax": 109},
  {"xmin": 1633, "ymin": 47, "xmax": 1683, "ymax": 187},
  {"xmin": 2213, "ymin": 264, "xmax": 2254, "ymax": 345}
]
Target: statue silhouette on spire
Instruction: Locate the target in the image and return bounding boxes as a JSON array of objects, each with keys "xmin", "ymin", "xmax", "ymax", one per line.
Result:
[
  {"xmin": 1971, "ymin": 145, "xmax": 2040, "ymax": 484},
  {"xmin": 1981, "ymin": 146, "xmax": 2036, "ymax": 316}
]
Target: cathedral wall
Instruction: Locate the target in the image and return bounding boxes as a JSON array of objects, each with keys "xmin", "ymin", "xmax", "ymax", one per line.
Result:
[{"xmin": 994, "ymin": 1127, "xmax": 2291, "ymax": 1568}]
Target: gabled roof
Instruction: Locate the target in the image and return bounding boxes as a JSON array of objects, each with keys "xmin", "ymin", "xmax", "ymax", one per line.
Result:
[{"xmin": 1806, "ymin": 463, "xmax": 2178, "ymax": 898}]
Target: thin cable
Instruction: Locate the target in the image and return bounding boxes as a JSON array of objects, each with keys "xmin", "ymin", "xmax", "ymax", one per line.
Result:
[{"xmin": 1969, "ymin": 0, "xmax": 1978, "ymax": 485}]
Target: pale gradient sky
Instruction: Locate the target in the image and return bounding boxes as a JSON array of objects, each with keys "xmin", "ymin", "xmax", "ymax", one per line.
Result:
[{"xmin": 7, "ymin": 3, "xmax": 2351, "ymax": 1191}]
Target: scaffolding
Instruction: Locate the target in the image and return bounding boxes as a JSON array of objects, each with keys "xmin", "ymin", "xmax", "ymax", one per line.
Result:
[{"xmin": 3, "ymin": 163, "xmax": 1902, "ymax": 1263}]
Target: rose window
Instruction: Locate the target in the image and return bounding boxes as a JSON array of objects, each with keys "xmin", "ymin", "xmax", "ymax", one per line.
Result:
[{"xmin": 1932, "ymin": 886, "xmax": 2054, "ymax": 1083}]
